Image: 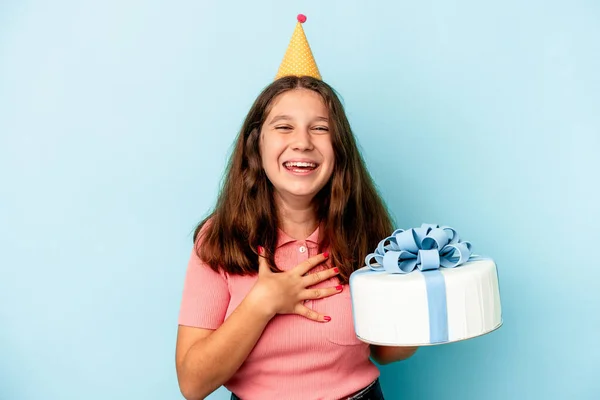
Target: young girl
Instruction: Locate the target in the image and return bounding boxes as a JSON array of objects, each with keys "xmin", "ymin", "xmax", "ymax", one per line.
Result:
[{"xmin": 175, "ymin": 75, "xmax": 418, "ymax": 400}]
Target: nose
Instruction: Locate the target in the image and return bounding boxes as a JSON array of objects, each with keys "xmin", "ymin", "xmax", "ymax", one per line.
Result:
[{"xmin": 291, "ymin": 128, "xmax": 314, "ymax": 151}]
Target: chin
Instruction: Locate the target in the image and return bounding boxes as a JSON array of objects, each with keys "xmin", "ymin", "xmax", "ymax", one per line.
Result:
[
  {"xmin": 289, "ymin": 190, "xmax": 319, "ymax": 198},
  {"xmin": 280, "ymin": 186, "xmax": 323, "ymax": 199}
]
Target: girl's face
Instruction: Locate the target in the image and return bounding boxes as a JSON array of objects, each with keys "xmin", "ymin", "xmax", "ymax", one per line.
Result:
[{"xmin": 259, "ymin": 88, "xmax": 335, "ymax": 205}]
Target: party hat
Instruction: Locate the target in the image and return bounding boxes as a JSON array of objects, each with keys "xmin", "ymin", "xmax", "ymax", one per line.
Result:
[{"xmin": 275, "ymin": 14, "xmax": 322, "ymax": 80}]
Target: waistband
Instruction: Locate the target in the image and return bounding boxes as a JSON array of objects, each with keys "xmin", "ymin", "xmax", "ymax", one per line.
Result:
[{"xmin": 230, "ymin": 378, "xmax": 384, "ymax": 400}]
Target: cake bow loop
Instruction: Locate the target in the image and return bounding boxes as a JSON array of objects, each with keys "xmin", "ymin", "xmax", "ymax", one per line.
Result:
[{"xmin": 365, "ymin": 224, "xmax": 473, "ymax": 274}]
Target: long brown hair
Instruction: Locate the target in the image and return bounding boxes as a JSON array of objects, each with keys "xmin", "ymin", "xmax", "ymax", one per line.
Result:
[{"xmin": 194, "ymin": 76, "xmax": 393, "ymax": 284}]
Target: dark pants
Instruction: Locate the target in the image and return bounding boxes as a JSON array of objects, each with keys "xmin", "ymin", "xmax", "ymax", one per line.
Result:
[{"xmin": 230, "ymin": 378, "xmax": 384, "ymax": 400}]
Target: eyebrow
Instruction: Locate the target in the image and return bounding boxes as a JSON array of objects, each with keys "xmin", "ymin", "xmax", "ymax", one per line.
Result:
[{"xmin": 268, "ymin": 115, "xmax": 329, "ymax": 125}]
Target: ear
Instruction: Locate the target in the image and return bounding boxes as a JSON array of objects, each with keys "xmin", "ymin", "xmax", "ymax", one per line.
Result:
[
  {"xmin": 251, "ymin": 127, "xmax": 262, "ymax": 151},
  {"xmin": 257, "ymin": 129, "xmax": 263, "ymax": 152}
]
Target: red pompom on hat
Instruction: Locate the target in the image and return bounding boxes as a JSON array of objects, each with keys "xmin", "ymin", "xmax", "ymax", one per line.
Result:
[{"xmin": 297, "ymin": 14, "xmax": 307, "ymax": 23}]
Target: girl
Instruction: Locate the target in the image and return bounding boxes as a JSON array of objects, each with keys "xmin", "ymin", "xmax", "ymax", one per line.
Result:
[{"xmin": 176, "ymin": 76, "xmax": 418, "ymax": 400}]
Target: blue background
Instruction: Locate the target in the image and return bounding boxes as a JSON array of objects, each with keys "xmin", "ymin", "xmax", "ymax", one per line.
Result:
[{"xmin": 1, "ymin": 1, "xmax": 598, "ymax": 399}]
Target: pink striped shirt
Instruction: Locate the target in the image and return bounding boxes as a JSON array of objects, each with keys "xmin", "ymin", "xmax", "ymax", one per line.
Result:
[{"xmin": 178, "ymin": 226, "xmax": 379, "ymax": 399}]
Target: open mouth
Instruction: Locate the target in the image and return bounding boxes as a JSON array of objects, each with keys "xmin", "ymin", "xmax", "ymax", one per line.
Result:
[{"xmin": 283, "ymin": 161, "xmax": 319, "ymax": 173}]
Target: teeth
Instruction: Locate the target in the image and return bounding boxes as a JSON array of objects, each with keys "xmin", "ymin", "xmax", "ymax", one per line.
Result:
[{"xmin": 284, "ymin": 161, "xmax": 317, "ymax": 168}]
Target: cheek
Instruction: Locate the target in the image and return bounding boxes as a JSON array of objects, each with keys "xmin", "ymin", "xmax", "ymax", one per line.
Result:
[
  {"xmin": 260, "ymin": 137, "xmax": 283, "ymax": 168},
  {"xmin": 319, "ymin": 145, "xmax": 335, "ymax": 177},
  {"xmin": 322, "ymin": 142, "xmax": 335, "ymax": 165}
]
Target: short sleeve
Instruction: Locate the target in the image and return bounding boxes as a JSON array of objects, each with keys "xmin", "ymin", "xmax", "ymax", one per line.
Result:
[{"xmin": 178, "ymin": 244, "xmax": 230, "ymax": 329}]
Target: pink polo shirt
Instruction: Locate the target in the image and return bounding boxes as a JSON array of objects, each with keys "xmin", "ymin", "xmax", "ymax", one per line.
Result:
[{"xmin": 178, "ymin": 226, "xmax": 379, "ymax": 400}]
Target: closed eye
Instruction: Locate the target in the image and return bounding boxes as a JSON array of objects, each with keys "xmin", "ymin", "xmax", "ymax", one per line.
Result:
[
  {"xmin": 275, "ymin": 125, "xmax": 293, "ymax": 131},
  {"xmin": 313, "ymin": 126, "xmax": 329, "ymax": 132}
]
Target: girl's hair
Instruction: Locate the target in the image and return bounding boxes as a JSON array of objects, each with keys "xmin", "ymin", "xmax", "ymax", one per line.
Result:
[{"xmin": 194, "ymin": 76, "xmax": 393, "ymax": 284}]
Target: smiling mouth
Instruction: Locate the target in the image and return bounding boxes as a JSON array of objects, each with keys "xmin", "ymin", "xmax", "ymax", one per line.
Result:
[{"xmin": 283, "ymin": 161, "xmax": 319, "ymax": 173}]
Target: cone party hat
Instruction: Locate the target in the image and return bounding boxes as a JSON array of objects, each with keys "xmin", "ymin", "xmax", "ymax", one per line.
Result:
[{"xmin": 275, "ymin": 14, "xmax": 321, "ymax": 80}]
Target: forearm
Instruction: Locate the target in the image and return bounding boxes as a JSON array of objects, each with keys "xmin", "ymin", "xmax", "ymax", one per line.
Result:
[
  {"xmin": 369, "ymin": 345, "xmax": 418, "ymax": 365},
  {"xmin": 179, "ymin": 297, "xmax": 274, "ymax": 400}
]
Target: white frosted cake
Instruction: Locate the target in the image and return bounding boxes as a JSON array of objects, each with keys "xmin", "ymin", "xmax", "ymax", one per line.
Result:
[{"xmin": 349, "ymin": 224, "xmax": 502, "ymax": 346}]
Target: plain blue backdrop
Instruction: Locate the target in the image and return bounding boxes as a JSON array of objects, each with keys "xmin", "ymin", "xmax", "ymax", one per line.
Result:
[{"xmin": 1, "ymin": 1, "xmax": 599, "ymax": 399}]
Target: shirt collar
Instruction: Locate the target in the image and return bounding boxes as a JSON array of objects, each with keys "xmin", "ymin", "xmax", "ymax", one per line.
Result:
[{"xmin": 276, "ymin": 226, "xmax": 320, "ymax": 248}]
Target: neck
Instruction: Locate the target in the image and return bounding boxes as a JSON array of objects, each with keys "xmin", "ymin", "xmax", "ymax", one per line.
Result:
[{"xmin": 275, "ymin": 193, "xmax": 319, "ymax": 240}]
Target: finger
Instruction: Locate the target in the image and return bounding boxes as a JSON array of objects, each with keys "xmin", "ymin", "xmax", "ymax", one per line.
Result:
[
  {"xmin": 302, "ymin": 266, "xmax": 341, "ymax": 287},
  {"xmin": 257, "ymin": 246, "xmax": 271, "ymax": 275},
  {"xmin": 295, "ymin": 304, "xmax": 331, "ymax": 323},
  {"xmin": 299, "ymin": 285, "xmax": 343, "ymax": 301},
  {"xmin": 293, "ymin": 252, "xmax": 329, "ymax": 276}
]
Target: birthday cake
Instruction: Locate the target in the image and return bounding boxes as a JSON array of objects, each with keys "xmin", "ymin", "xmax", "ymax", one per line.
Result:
[{"xmin": 349, "ymin": 224, "xmax": 502, "ymax": 346}]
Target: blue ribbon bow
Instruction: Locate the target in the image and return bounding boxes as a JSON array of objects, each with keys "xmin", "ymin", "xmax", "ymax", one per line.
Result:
[{"xmin": 365, "ymin": 223, "xmax": 473, "ymax": 274}]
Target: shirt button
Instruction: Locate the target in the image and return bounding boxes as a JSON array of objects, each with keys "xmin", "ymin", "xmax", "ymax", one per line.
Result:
[{"xmin": 299, "ymin": 246, "xmax": 307, "ymax": 253}]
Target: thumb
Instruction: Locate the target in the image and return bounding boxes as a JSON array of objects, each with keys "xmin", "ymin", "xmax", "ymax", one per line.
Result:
[{"xmin": 257, "ymin": 246, "xmax": 271, "ymax": 274}]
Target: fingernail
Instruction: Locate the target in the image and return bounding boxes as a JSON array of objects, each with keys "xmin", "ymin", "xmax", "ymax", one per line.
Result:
[
  {"xmin": 323, "ymin": 251, "xmax": 329, "ymax": 258},
  {"xmin": 258, "ymin": 246, "xmax": 263, "ymax": 254},
  {"xmin": 324, "ymin": 316, "xmax": 331, "ymax": 322},
  {"xmin": 333, "ymin": 267, "xmax": 339, "ymax": 273},
  {"xmin": 336, "ymin": 285, "xmax": 343, "ymax": 291}
]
